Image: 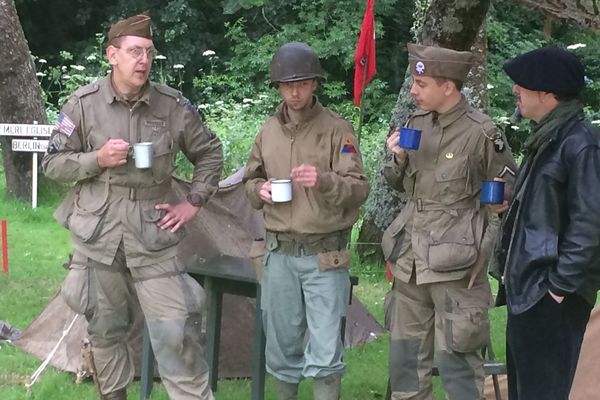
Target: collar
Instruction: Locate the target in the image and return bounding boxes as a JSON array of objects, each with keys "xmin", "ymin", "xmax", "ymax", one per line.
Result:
[
  {"xmin": 436, "ymin": 96, "xmax": 468, "ymax": 128},
  {"xmin": 276, "ymin": 96, "xmax": 323, "ymax": 126},
  {"xmin": 103, "ymin": 73, "xmax": 151, "ymax": 105}
]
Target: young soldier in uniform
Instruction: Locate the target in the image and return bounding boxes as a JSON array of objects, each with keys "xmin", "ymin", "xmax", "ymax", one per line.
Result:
[
  {"xmin": 495, "ymin": 47, "xmax": 600, "ymax": 400},
  {"xmin": 381, "ymin": 44, "xmax": 517, "ymax": 400},
  {"xmin": 243, "ymin": 42, "xmax": 369, "ymax": 400},
  {"xmin": 42, "ymin": 13, "xmax": 222, "ymax": 400}
]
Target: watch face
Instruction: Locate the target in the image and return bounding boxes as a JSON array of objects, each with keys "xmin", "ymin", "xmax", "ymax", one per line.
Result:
[{"xmin": 188, "ymin": 194, "xmax": 202, "ymax": 206}]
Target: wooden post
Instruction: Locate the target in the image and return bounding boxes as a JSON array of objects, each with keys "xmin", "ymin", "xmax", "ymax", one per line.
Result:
[{"xmin": 1, "ymin": 220, "xmax": 8, "ymax": 273}]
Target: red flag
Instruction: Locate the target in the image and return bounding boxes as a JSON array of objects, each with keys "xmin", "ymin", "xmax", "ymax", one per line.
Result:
[
  {"xmin": 353, "ymin": 0, "xmax": 376, "ymax": 106},
  {"xmin": 385, "ymin": 261, "xmax": 393, "ymax": 282}
]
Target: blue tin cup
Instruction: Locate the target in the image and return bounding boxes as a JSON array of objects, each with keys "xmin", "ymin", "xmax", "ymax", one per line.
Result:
[
  {"xmin": 480, "ymin": 180, "xmax": 505, "ymax": 204},
  {"xmin": 399, "ymin": 127, "xmax": 422, "ymax": 150}
]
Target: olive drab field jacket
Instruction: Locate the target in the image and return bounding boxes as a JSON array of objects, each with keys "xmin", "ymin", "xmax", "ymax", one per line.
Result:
[
  {"xmin": 42, "ymin": 76, "xmax": 223, "ymax": 266},
  {"xmin": 243, "ymin": 99, "xmax": 369, "ymax": 239},
  {"xmin": 382, "ymin": 97, "xmax": 517, "ymax": 284}
]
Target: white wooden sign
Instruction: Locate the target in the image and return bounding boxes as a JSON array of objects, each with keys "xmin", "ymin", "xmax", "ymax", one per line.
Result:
[
  {"xmin": 11, "ymin": 139, "xmax": 49, "ymax": 153},
  {"xmin": 1, "ymin": 122, "xmax": 54, "ymax": 208},
  {"xmin": 0, "ymin": 123, "xmax": 52, "ymax": 137}
]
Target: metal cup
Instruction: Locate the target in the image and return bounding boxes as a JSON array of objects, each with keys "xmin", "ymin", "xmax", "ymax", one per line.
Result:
[
  {"xmin": 271, "ymin": 179, "xmax": 292, "ymax": 203},
  {"xmin": 133, "ymin": 142, "xmax": 153, "ymax": 169},
  {"xmin": 480, "ymin": 180, "xmax": 505, "ymax": 204},
  {"xmin": 399, "ymin": 127, "xmax": 422, "ymax": 150}
]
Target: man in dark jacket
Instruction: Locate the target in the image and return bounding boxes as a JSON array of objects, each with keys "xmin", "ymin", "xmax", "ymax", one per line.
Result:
[{"xmin": 494, "ymin": 47, "xmax": 600, "ymax": 400}]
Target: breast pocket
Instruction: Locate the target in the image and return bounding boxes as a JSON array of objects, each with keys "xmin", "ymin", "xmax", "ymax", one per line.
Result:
[
  {"xmin": 434, "ymin": 155, "xmax": 471, "ymax": 203},
  {"xmin": 144, "ymin": 119, "xmax": 174, "ymax": 184}
]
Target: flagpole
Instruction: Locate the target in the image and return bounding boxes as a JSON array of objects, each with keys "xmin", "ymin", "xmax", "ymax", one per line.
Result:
[{"xmin": 356, "ymin": 55, "xmax": 368, "ymax": 145}]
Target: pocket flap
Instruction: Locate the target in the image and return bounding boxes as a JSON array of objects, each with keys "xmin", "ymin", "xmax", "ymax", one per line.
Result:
[{"xmin": 435, "ymin": 155, "xmax": 468, "ymax": 182}]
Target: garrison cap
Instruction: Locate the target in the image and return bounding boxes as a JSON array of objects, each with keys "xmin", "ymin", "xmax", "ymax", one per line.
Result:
[
  {"xmin": 503, "ymin": 47, "xmax": 585, "ymax": 96},
  {"xmin": 108, "ymin": 12, "xmax": 152, "ymax": 43},
  {"xmin": 407, "ymin": 43, "xmax": 474, "ymax": 82}
]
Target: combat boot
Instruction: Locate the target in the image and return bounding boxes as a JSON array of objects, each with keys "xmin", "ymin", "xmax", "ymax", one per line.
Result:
[
  {"xmin": 101, "ymin": 388, "xmax": 127, "ymax": 400},
  {"xmin": 276, "ymin": 379, "xmax": 299, "ymax": 400},
  {"xmin": 314, "ymin": 374, "xmax": 341, "ymax": 400}
]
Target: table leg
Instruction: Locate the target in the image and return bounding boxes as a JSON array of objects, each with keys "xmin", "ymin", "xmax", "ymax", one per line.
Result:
[
  {"xmin": 204, "ymin": 277, "xmax": 223, "ymax": 393},
  {"xmin": 251, "ymin": 285, "xmax": 266, "ymax": 400},
  {"xmin": 140, "ymin": 322, "xmax": 154, "ymax": 400}
]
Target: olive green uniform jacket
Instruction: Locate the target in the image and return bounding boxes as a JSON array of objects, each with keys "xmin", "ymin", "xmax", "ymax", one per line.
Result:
[
  {"xmin": 42, "ymin": 75, "xmax": 223, "ymax": 267},
  {"xmin": 243, "ymin": 99, "xmax": 369, "ymax": 238},
  {"xmin": 382, "ymin": 97, "xmax": 517, "ymax": 284}
]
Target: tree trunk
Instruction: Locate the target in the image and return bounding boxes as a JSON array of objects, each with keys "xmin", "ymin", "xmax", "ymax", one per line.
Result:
[
  {"xmin": 0, "ymin": 0, "xmax": 47, "ymax": 200},
  {"xmin": 357, "ymin": 0, "xmax": 491, "ymax": 264}
]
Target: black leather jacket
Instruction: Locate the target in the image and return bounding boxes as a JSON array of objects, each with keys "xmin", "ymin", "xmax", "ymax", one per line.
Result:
[{"xmin": 494, "ymin": 112, "xmax": 600, "ymax": 314}]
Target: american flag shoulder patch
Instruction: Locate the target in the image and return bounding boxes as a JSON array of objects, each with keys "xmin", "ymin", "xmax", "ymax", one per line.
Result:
[
  {"xmin": 341, "ymin": 138, "xmax": 357, "ymax": 154},
  {"xmin": 54, "ymin": 112, "xmax": 76, "ymax": 137}
]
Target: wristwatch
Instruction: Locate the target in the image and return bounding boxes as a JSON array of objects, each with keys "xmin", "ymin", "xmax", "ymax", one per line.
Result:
[{"xmin": 186, "ymin": 193, "xmax": 203, "ymax": 207}]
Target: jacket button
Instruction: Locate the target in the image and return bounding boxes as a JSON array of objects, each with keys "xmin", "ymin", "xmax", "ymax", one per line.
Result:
[{"xmin": 334, "ymin": 259, "xmax": 339, "ymax": 265}]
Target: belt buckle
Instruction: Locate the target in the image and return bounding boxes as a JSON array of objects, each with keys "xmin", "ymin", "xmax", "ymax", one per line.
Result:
[{"xmin": 128, "ymin": 187, "xmax": 136, "ymax": 201}]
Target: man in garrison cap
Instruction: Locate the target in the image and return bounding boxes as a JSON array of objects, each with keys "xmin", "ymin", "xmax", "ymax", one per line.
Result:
[
  {"xmin": 43, "ymin": 12, "xmax": 222, "ymax": 400},
  {"xmin": 493, "ymin": 47, "xmax": 600, "ymax": 400},
  {"xmin": 381, "ymin": 43, "xmax": 517, "ymax": 400}
]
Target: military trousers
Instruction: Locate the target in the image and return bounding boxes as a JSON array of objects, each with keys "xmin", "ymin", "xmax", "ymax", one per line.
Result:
[
  {"xmin": 261, "ymin": 251, "xmax": 350, "ymax": 383},
  {"xmin": 60, "ymin": 247, "xmax": 214, "ymax": 400},
  {"xmin": 385, "ymin": 275, "xmax": 491, "ymax": 400}
]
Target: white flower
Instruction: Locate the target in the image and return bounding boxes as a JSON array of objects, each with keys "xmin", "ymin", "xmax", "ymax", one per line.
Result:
[
  {"xmin": 173, "ymin": 64, "xmax": 184, "ymax": 69},
  {"xmin": 61, "ymin": 66, "xmax": 67, "ymax": 71},
  {"xmin": 215, "ymin": 100, "xmax": 224, "ymax": 106},
  {"xmin": 36, "ymin": 72, "xmax": 46, "ymax": 77},
  {"xmin": 198, "ymin": 104, "xmax": 209, "ymax": 109},
  {"xmin": 155, "ymin": 54, "xmax": 167, "ymax": 60},
  {"xmin": 62, "ymin": 75, "xmax": 71, "ymax": 80},
  {"xmin": 70, "ymin": 65, "xmax": 85, "ymax": 71},
  {"xmin": 510, "ymin": 125, "xmax": 520, "ymax": 131},
  {"xmin": 486, "ymin": 84, "xmax": 495, "ymax": 89},
  {"xmin": 592, "ymin": 120, "xmax": 600, "ymax": 125},
  {"xmin": 38, "ymin": 58, "xmax": 47, "ymax": 64},
  {"xmin": 202, "ymin": 50, "xmax": 216, "ymax": 57},
  {"xmin": 242, "ymin": 98, "xmax": 253, "ymax": 103},
  {"xmin": 567, "ymin": 43, "xmax": 586, "ymax": 50},
  {"xmin": 86, "ymin": 54, "xmax": 97, "ymax": 61}
]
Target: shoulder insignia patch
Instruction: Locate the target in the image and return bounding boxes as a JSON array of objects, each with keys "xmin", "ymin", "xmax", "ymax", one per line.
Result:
[
  {"xmin": 46, "ymin": 134, "xmax": 62, "ymax": 154},
  {"xmin": 341, "ymin": 138, "xmax": 357, "ymax": 154},
  {"xmin": 54, "ymin": 112, "xmax": 76, "ymax": 137}
]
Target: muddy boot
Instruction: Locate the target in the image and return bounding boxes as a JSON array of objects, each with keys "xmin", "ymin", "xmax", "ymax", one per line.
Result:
[
  {"xmin": 276, "ymin": 379, "xmax": 299, "ymax": 400},
  {"xmin": 101, "ymin": 388, "xmax": 127, "ymax": 400},
  {"xmin": 314, "ymin": 374, "xmax": 341, "ymax": 400}
]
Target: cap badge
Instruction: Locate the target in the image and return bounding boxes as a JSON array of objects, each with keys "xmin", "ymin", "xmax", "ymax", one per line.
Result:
[
  {"xmin": 445, "ymin": 152, "xmax": 454, "ymax": 159},
  {"xmin": 415, "ymin": 61, "xmax": 425, "ymax": 75}
]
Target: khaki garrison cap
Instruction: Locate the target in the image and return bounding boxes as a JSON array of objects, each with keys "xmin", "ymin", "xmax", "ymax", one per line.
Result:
[
  {"xmin": 108, "ymin": 12, "xmax": 152, "ymax": 43},
  {"xmin": 407, "ymin": 43, "xmax": 474, "ymax": 82}
]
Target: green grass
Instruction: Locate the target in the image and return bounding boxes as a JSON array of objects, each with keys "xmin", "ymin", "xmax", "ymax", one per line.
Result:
[{"xmin": 0, "ymin": 173, "xmax": 507, "ymax": 399}]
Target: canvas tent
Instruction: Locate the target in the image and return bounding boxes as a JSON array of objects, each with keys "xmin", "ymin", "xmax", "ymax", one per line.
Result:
[{"xmin": 12, "ymin": 169, "xmax": 383, "ymax": 379}]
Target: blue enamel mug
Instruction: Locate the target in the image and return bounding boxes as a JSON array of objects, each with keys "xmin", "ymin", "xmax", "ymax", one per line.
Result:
[
  {"xmin": 399, "ymin": 127, "xmax": 422, "ymax": 150},
  {"xmin": 480, "ymin": 180, "xmax": 505, "ymax": 204}
]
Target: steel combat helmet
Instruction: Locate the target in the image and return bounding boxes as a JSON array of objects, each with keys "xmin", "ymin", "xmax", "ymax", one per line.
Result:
[{"xmin": 270, "ymin": 42, "xmax": 324, "ymax": 86}]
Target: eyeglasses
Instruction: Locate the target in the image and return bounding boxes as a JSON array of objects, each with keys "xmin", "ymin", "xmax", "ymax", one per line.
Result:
[{"xmin": 119, "ymin": 46, "xmax": 157, "ymax": 60}]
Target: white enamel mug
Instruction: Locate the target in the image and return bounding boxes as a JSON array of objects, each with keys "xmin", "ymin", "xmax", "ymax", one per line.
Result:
[
  {"xmin": 133, "ymin": 142, "xmax": 153, "ymax": 169},
  {"xmin": 271, "ymin": 179, "xmax": 292, "ymax": 203}
]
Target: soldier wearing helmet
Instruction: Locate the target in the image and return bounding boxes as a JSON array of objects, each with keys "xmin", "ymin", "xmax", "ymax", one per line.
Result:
[{"xmin": 243, "ymin": 42, "xmax": 369, "ymax": 400}]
